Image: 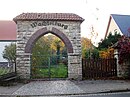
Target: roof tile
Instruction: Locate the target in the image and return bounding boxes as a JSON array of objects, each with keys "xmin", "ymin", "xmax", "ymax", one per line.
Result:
[
  {"xmin": 13, "ymin": 13, "xmax": 84, "ymax": 22},
  {"xmin": 0, "ymin": 21, "xmax": 16, "ymax": 40},
  {"xmin": 111, "ymin": 14, "xmax": 130, "ymax": 37}
]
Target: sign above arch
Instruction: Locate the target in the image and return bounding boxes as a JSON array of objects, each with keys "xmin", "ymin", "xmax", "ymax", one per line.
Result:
[{"xmin": 30, "ymin": 21, "xmax": 69, "ymax": 29}]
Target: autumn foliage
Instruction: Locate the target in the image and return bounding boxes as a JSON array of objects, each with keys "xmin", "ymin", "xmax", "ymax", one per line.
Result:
[
  {"xmin": 99, "ymin": 48, "xmax": 114, "ymax": 59},
  {"xmin": 116, "ymin": 36, "xmax": 130, "ymax": 64},
  {"xmin": 81, "ymin": 37, "xmax": 93, "ymax": 58}
]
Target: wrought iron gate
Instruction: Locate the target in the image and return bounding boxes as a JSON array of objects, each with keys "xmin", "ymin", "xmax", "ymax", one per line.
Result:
[{"xmin": 31, "ymin": 55, "xmax": 68, "ymax": 79}]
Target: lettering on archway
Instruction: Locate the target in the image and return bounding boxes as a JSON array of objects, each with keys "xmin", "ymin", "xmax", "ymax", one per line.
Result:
[{"xmin": 14, "ymin": 13, "xmax": 84, "ymax": 80}]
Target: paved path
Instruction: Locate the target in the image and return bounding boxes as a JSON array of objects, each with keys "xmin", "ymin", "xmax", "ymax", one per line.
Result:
[
  {"xmin": 0, "ymin": 83, "xmax": 23, "ymax": 95},
  {"xmin": 0, "ymin": 80, "xmax": 130, "ymax": 96}
]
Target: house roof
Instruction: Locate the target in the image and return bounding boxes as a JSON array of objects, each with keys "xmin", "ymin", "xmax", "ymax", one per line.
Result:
[
  {"xmin": 106, "ymin": 14, "xmax": 130, "ymax": 38},
  {"xmin": 0, "ymin": 20, "xmax": 16, "ymax": 41},
  {"xmin": 13, "ymin": 13, "xmax": 84, "ymax": 22}
]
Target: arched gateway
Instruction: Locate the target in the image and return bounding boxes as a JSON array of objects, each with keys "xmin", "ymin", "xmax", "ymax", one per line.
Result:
[{"xmin": 13, "ymin": 13, "xmax": 84, "ymax": 80}]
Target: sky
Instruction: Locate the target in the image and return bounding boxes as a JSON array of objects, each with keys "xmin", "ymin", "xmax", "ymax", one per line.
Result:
[{"xmin": 0, "ymin": 0, "xmax": 130, "ymax": 42}]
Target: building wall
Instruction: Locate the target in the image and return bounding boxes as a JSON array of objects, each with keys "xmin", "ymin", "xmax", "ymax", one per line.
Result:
[{"xmin": 107, "ymin": 18, "xmax": 122, "ymax": 36}]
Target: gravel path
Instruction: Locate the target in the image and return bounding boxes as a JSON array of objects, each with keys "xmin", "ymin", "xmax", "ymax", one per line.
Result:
[
  {"xmin": 0, "ymin": 80, "xmax": 130, "ymax": 96},
  {"xmin": 0, "ymin": 83, "xmax": 23, "ymax": 95},
  {"xmin": 12, "ymin": 80, "xmax": 130, "ymax": 96}
]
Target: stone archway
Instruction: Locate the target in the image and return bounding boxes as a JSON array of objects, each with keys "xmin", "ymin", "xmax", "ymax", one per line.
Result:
[
  {"xmin": 14, "ymin": 13, "xmax": 84, "ymax": 80},
  {"xmin": 25, "ymin": 27, "xmax": 73, "ymax": 53}
]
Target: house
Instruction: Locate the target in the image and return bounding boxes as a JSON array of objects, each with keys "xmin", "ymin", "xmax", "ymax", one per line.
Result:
[
  {"xmin": 0, "ymin": 20, "xmax": 16, "ymax": 62},
  {"xmin": 0, "ymin": 20, "xmax": 16, "ymax": 41},
  {"xmin": 105, "ymin": 14, "xmax": 130, "ymax": 78},
  {"xmin": 105, "ymin": 14, "xmax": 130, "ymax": 39}
]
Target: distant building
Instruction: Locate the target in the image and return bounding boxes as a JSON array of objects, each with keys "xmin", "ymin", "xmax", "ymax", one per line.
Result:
[
  {"xmin": 105, "ymin": 14, "xmax": 130, "ymax": 78},
  {"xmin": 0, "ymin": 20, "xmax": 16, "ymax": 41},
  {"xmin": 0, "ymin": 20, "xmax": 16, "ymax": 62},
  {"xmin": 105, "ymin": 14, "xmax": 130, "ymax": 39}
]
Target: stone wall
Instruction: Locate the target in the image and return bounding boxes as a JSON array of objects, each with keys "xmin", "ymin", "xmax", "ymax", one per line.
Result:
[
  {"xmin": 117, "ymin": 61, "xmax": 130, "ymax": 78},
  {"xmin": 16, "ymin": 20, "xmax": 82, "ymax": 80},
  {"xmin": 114, "ymin": 49, "xmax": 130, "ymax": 78}
]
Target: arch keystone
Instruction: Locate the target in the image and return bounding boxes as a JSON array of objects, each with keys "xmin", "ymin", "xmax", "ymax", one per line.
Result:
[{"xmin": 46, "ymin": 26, "xmax": 52, "ymax": 31}]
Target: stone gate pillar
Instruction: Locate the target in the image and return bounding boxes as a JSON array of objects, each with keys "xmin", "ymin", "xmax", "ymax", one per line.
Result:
[
  {"xmin": 13, "ymin": 13, "xmax": 84, "ymax": 80},
  {"xmin": 114, "ymin": 49, "xmax": 130, "ymax": 78},
  {"xmin": 68, "ymin": 54, "xmax": 82, "ymax": 80}
]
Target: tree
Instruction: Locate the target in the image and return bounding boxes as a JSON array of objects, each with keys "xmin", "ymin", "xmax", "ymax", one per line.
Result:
[
  {"xmin": 32, "ymin": 36, "xmax": 51, "ymax": 56},
  {"xmin": 99, "ymin": 48, "xmax": 114, "ymax": 59},
  {"xmin": 97, "ymin": 32, "xmax": 121, "ymax": 59},
  {"xmin": 91, "ymin": 48, "xmax": 99, "ymax": 59},
  {"xmin": 50, "ymin": 38, "xmax": 64, "ymax": 55},
  {"xmin": 3, "ymin": 43, "xmax": 16, "ymax": 63},
  {"xmin": 32, "ymin": 34, "xmax": 66, "ymax": 56},
  {"xmin": 116, "ymin": 36, "xmax": 130, "ymax": 64},
  {"xmin": 32, "ymin": 34, "xmax": 67, "ymax": 69},
  {"xmin": 32, "ymin": 36, "xmax": 51, "ymax": 69},
  {"xmin": 98, "ymin": 32, "xmax": 121, "ymax": 50},
  {"xmin": 81, "ymin": 37, "xmax": 100, "ymax": 59},
  {"xmin": 84, "ymin": 48, "xmax": 99, "ymax": 59},
  {"xmin": 81, "ymin": 37, "xmax": 93, "ymax": 58}
]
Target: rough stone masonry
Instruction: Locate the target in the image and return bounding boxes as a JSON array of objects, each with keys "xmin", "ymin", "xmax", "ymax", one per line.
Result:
[{"xmin": 13, "ymin": 13, "xmax": 84, "ymax": 80}]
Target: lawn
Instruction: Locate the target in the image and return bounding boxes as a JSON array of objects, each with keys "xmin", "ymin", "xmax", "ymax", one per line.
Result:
[
  {"xmin": 31, "ymin": 64, "xmax": 68, "ymax": 79},
  {"xmin": 0, "ymin": 68, "xmax": 9, "ymax": 75}
]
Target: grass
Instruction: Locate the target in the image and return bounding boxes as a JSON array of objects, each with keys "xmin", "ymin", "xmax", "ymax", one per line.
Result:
[
  {"xmin": 0, "ymin": 64, "xmax": 68, "ymax": 79},
  {"xmin": 0, "ymin": 68, "xmax": 9, "ymax": 75},
  {"xmin": 31, "ymin": 64, "xmax": 68, "ymax": 79}
]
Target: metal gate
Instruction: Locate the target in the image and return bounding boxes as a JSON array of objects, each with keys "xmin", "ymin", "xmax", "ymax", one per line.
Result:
[{"xmin": 31, "ymin": 55, "xmax": 68, "ymax": 79}]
